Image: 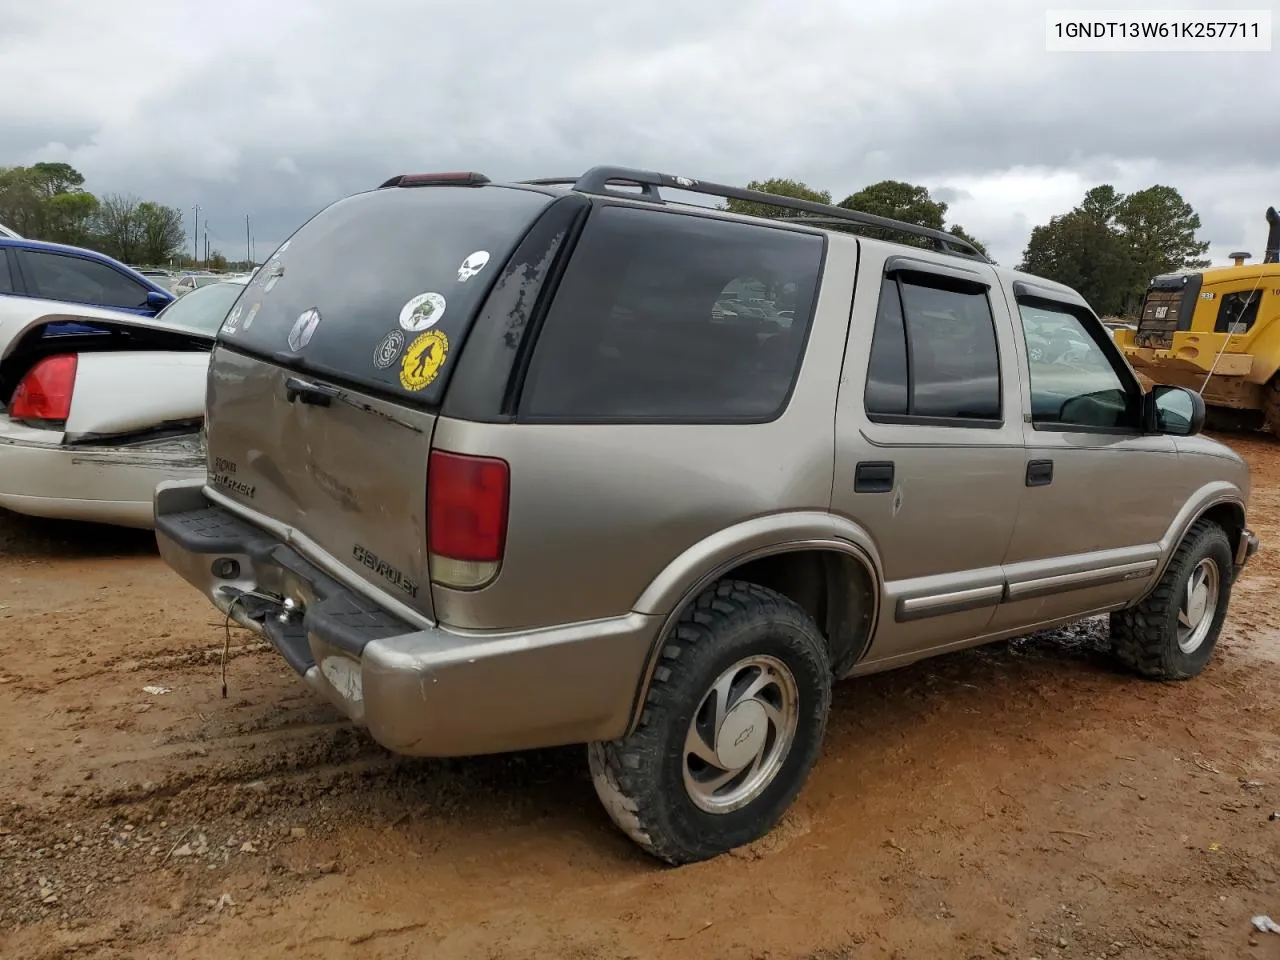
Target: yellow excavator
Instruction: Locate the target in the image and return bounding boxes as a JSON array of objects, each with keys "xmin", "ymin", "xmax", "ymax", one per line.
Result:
[{"xmin": 1113, "ymin": 206, "xmax": 1280, "ymax": 432}]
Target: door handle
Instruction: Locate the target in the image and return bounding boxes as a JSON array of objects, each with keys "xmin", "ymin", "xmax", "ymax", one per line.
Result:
[
  {"xmin": 854, "ymin": 461, "xmax": 895, "ymax": 493},
  {"xmin": 284, "ymin": 376, "xmax": 338, "ymax": 407},
  {"xmin": 1026, "ymin": 459, "xmax": 1054, "ymax": 487}
]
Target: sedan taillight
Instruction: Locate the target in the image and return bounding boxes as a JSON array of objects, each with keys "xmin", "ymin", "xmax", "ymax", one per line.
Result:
[{"xmin": 9, "ymin": 354, "xmax": 77, "ymax": 424}]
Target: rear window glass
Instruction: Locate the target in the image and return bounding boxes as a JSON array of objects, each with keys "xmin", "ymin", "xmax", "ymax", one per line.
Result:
[
  {"xmin": 156, "ymin": 281, "xmax": 244, "ymax": 334},
  {"xmin": 520, "ymin": 206, "xmax": 823, "ymax": 422},
  {"xmin": 218, "ymin": 185, "xmax": 553, "ymax": 404}
]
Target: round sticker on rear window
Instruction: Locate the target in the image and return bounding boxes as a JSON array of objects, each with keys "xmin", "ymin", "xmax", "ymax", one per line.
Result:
[
  {"xmin": 399, "ymin": 292, "xmax": 446, "ymax": 332},
  {"xmin": 373, "ymin": 328, "xmax": 405, "ymax": 370},
  {"xmin": 400, "ymin": 330, "xmax": 449, "ymax": 391},
  {"xmin": 288, "ymin": 308, "xmax": 321, "ymax": 352}
]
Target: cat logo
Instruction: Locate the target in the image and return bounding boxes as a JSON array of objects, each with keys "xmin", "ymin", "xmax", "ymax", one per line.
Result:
[{"xmin": 399, "ymin": 330, "xmax": 450, "ymax": 391}]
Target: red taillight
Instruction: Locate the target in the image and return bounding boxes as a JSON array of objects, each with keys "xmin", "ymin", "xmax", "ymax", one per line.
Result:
[
  {"xmin": 427, "ymin": 451, "xmax": 509, "ymax": 588},
  {"xmin": 9, "ymin": 354, "xmax": 77, "ymax": 423}
]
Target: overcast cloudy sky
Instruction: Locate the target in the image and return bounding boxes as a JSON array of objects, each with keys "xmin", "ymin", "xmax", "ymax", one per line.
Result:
[{"xmin": 1, "ymin": 0, "xmax": 1276, "ymax": 266}]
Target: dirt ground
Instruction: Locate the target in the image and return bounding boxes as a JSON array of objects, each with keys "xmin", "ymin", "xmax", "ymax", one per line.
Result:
[{"xmin": 2, "ymin": 437, "xmax": 1279, "ymax": 960}]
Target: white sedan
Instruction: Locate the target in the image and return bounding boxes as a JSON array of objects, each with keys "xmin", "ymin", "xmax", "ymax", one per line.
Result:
[{"xmin": 0, "ymin": 278, "xmax": 246, "ymax": 528}]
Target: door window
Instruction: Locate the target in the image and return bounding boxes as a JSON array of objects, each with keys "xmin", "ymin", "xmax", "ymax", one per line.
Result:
[
  {"xmin": 21, "ymin": 250, "xmax": 151, "ymax": 309},
  {"xmin": 1018, "ymin": 301, "xmax": 1139, "ymax": 430},
  {"xmin": 864, "ymin": 273, "xmax": 1002, "ymax": 425}
]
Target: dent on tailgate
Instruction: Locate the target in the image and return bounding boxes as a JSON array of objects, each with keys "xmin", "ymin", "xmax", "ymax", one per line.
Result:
[{"xmin": 205, "ymin": 346, "xmax": 440, "ymax": 619}]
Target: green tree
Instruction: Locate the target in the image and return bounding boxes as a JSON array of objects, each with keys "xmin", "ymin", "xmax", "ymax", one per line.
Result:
[
  {"xmin": 29, "ymin": 161, "xmax": 86, "ymax": 200},
  {"xmin": 1017, "ymin": 183, "xmax": 1211, "ymax": 316},
  {"xmin": 840, "ymin": 180, "xmax": 946, "ymax": 230},
  {"xmin": 1018, "ymin": 210, "xmax": 1133, "ymax": 315},
  {"xmin": 0, "ymin": 162, "xmax": 96, "ymax": 239},
  {"xmin": 94, "ymin": 193, "xmax": 144, "ymax": 263},
  {"xmin": 136, "ymin": 202, "xmax": 186, "ymax": 265},
  {"xmin": 723, "ymin": 178, "xmax": 832, "ymax": 220},
  {"xmin": 1115, "ymin": 184, "xmax": 1211, "ymax": 279},
  {"xmin": 839, "ymin": 180, "xmax": 989, "ymax": 258},
  {"xmin": 947, "ymin": 224, "xmax": 990, "ymax": 260},
  {"xmin": 0, "ymin": 166, "xmax": 44, "ymax": 236},
  {"xmin": 1079, "ymin": 184, "xmax": 1124, "ymax": 225},
  {"xmin": 207, "ymin": 250, "xmax": 228, "ymax": 271},
  {"xmin": 42, "ymin": 191, "xmax": 99, "ymax": 246}
]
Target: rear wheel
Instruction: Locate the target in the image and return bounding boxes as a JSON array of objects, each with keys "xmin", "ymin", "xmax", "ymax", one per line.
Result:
[
  {"xmin": 1264, "ymin": 377, "xmax": 1280, "ymax": 435},
  {"xmin": 1109, "ymin": 520, "xmax": 1233, "ymax": 680},
  {"xmin": 588, "ymin": 580, "xmax": 831, "ymax": 865}
]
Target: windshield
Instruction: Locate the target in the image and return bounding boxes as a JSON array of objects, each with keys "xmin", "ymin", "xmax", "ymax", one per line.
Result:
[{"xmin": 154, "ymin": 282, "xmax": 245, "ymax": 333}]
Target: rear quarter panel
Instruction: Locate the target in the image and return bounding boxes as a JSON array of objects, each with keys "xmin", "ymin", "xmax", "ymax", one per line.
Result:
[{"xmin": 429, "ymin": 239, "xmax": 860, "ymax": 632}]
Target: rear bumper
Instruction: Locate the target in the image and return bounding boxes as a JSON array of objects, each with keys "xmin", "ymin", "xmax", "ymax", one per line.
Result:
[
  {"xmin": 0, "ymin": 430, "xmax": 204, "ymax": 528},
  {"xmin": 152, "ymin": 480, "xmax": 660, "ymax": 757}
]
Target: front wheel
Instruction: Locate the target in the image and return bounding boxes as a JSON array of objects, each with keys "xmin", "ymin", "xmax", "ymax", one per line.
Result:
[
  {"xmin": 589, "ymin": 580, "xmax": 832, "ymax": 865},
  {"xmin": 1109, "ymin": 520, "xmax": 1234, "ymax": 679}
]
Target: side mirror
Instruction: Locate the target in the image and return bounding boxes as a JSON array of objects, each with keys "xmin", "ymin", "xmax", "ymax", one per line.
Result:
[
  {"xmin": 145, "ymin": 290, "xmax": 173, "ymax": 313},
  {"xmin": 1147, "ymin": 384, "xmax": 1205, "ymax": 436}
]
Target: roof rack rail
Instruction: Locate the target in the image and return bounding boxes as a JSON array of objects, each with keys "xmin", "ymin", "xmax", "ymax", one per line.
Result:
[{"xmin": 520, "ymin": 166, "xmax": 986, "ymax": 260}]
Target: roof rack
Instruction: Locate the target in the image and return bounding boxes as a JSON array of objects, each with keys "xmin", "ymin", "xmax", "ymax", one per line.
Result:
[{"xmin": 520, "ymin": 166, "xmax": 986, "ymax": 260}]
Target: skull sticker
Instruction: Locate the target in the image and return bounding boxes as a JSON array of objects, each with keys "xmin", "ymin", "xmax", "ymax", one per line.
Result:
[{"xmin": 456, "ymin": 250, "xmax": 490, "ymax": 283}]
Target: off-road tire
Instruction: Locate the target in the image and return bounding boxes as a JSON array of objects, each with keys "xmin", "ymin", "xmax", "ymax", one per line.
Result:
[
  {"xmin": 1264, "ymin": 377, "xmax": 1280, "ymax": 435},
  {"xmin": 588, "ymin": 580, "xmax": 831, "ymax": 865},
  {"xmin": 1109, "ymin": 520, "xmax": 1233, "ymax": 680}
]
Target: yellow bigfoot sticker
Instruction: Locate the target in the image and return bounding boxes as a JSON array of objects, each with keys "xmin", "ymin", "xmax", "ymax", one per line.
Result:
[{"xmin": 399, "ymin": 330, "xmax": 450, "ymax": 391}]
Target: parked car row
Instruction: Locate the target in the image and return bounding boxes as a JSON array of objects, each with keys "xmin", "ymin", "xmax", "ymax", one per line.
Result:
[
  {"xmin": 134, "ymin": 268, "xmax": 255, "ymax": 297},
  {"xmin": 0, "ymin": 246, "xmax": 249, "ymax": 526}
]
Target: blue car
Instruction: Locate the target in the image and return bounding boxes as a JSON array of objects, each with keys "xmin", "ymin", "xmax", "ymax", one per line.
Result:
[{"xmin": 0, "ymin": 237, "xmax": 175, "ymax": 336}]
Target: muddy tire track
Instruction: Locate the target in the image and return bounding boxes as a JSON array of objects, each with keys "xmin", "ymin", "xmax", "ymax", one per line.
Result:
[{"xmin": 3, "ymin": 432, "xmax": 1280, "ymax": 959}]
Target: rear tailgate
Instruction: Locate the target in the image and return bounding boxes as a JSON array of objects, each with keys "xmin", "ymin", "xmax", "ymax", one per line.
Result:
[{"xmin": 202, "ymin": 182, "xmax": 555, "ymax": 620}]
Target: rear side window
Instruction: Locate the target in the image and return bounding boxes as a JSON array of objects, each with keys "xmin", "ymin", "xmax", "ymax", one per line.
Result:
[
  {"xmin": 218, "ymin": 185, "xmax": 554, "ymax": 405},
  {"xmin": 520, "ymin": 206, "xmax": 823, "ymax": 422},
  {"xmin": 864, "ymin": 273, "xmax": 1001, "ymax": 424},
  {"xmin": 21, "ymin": 250, "xmax": 150, "ymax": 309},
  {"xmin": 0, "ymin": 250, "xmax": 14, "ymax": 294}
]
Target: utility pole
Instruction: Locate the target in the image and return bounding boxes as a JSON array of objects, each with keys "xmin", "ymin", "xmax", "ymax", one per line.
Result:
[
  {"xmin": 204, "ymin": 228, "xmax": 209, "ymax": 265},
  {"xmin": 192, "ymin": 203, "xmax": 200, "ymax": 266},
  {"xmin": 246, "ymin": 214, "xmax": 251, "ymax": 266}
]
